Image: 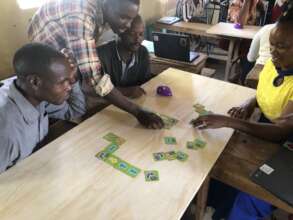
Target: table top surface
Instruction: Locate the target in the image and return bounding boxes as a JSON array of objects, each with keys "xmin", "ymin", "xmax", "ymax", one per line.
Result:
[
  {"xmin": 206, "ymin": 22, "xmax": 261, "ymax": 39},
  {"xmin": 0, "ymin": 68, "xmax": 255, "ymax": 220},
  {"xmin": 155, "ymin": 21, "xmax": 214, "ymax": 37}
]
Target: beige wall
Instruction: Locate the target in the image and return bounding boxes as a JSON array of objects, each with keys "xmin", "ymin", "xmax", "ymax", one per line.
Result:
[
  {"xmin": 0, "ymin": 0, "xmax": 35, "ymax": 79},
  {"xmin": 0, "ymin": 0, "xmax": 176, "ymax": 80}
]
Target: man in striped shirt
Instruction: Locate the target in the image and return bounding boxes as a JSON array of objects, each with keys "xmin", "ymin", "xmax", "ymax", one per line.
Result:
[{"xmin": 28, "ymin": 0, "xmax": 163, "ymax": 129}]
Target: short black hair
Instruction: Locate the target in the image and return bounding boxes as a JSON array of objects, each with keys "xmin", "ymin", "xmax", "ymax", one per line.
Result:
[
  {"xmin": 131, "ymin": 14, "xmax": 144, "ymax": 28},
  {"xmin": 13, "ymin": 43, "xmax": 65, "ymax": 78},
  {"xmin": 278, "ymin": 2, "xmax": 293, "ymax": 25}
]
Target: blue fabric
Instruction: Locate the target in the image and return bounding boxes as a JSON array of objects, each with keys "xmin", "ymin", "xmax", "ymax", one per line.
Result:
[{"xmin": 228, "ymin": 192, "xmax": 275, "ymax": 220}]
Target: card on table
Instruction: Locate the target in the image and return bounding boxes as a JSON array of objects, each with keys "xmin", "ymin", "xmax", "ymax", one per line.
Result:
[
  {"xmin": 158, "ymin": 114, "xmax": 179, "ymax": 129},
  {"xmin": 165, "ymin": 151, "xmax": 177, "ymax": 160},
  {"xmin": 144, "ymin": 170, "xmax": 159, "ymax": 182},
  {"xmin": 95, "ymin": 150, "xmax": 111, "ymax": 161},
  {"xmin": 103, "ymin": 154, "xmax": 141, "ymax": 178},
  {"xmin": 194, "ymin": 138, "xmax": 206, "ymax": 148},
  {"xmin": 164, "ymin": 136, "xmax": 177, "ymax": 145},
  {"xmin": 153, "ymin": 152, "xmax": 166, "ymax": 161},
  {"xmin": 176, "ymin": 151, "xmax": 189, "ymax": 162},
  {"xmin": 186, "ymin": 141, "xmax": 198, "ymax": 150},
  {"xmin": 104, "ymin": 142, "xmax": 119, "ymax": 154},
  {"xmin": 103, "ymin": 132, "xmax": 126, "ymax": 145}
]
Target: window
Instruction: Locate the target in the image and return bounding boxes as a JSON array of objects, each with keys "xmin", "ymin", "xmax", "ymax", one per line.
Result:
[{"xmin": 17, "ymin": 0, "xmax": 43, "ymax": 9}]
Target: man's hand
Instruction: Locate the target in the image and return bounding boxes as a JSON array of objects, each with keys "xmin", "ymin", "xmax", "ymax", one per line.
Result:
[
  {"xmin": 136, "ymin": 109, "xmax": 164, "ymax": 129},
  {"xmin": 118, "ymin": 86, "xmax": 146, "ymax": 99},
  {"xmin": 190, "ymin": 114, "xmax": 229, "ymax": 130}
]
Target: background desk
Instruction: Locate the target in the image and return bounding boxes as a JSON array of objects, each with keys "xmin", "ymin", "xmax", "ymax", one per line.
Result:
[
  {"xmin": 155, "ymin": 21, "xmax": 214, "ymax": 38},
  {"xmin": 0, "ymin": 68, "xmax": 255, "ymax": 220},
  {"xmin": 196, "ymin": 132, "xmax": 293, "ymax": 220},
  {"xmin": 207, "ymin": 22, "xmax": 261, "ymax": 81},
  {"xmin": 150, "ymin": 52, "xmax": 208, "ymax": 75}
]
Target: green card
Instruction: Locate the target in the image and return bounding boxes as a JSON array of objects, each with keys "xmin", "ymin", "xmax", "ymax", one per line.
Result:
[
  {"xmin": 194, "ymin": 138, "xmax": 206, "ymax": 148},
  {"xmin": 144, "ymin": 170, "xmax": 159, "ymax": 182},
  {"xmin": 165, "ymin": 151, "xmax": 177, "ymax": 160},
  {"xmin": 103, "ymin": 132, "xmax": 126, "ymax": 145},
  {"xmin": 176, "ymin": 151, "xmax": 188, "ymax": 162},
  {"xmin": 105, "ymin": 154, "xmax": 120, "ymax": 167},
  {"xmin": 158, "ymin": 114, "xmax": 179, "ymax": 129},
  {"xmin": 104, "ymin": 143, "xmax": 119, "ymax": 154},
  {"xmin": 104, "ymin": 155, "xmax": 141, "ymax": 178},
  {"xmin": 199, "ymin": 110, "xmax": 213, "ymax": 116},
  {"xmin": 95, "ymin": 150, "xmax": 111, "ymax": 161},
  {"xmin": 126, "ymin": 166, "xmax": 141, "ymax": 178},
  {"xmin": 153, "ymin": 152, "xmax": 166, "ymax": 161},
  {"xmin": 186, "ymin": 141, "xmax": 198, "ymax": 150},
  {"xmin": 164, "ymin": 136, "xmax": 177, "ymax": 145},
  {"xmin": 193, "ymin": 103, "xmax": 205, "ymax": 112}
]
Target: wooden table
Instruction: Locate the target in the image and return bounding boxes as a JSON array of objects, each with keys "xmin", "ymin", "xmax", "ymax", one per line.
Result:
[
  {"xmin": 155, "ymin": 21, "xmax": 214, "ymax": 38},
  {"xmin": 196, "ymin": 132, "xmax": 293, "ymax": 220},
  {"xmin": 0, "ymin": 68, "xmax": 255, "ymax": 220},
  {"xmin": 207, "ymin": 22, "xmax": 261, "ymax": 81}
]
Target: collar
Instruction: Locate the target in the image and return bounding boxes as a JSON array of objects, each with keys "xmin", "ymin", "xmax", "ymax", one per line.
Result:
[
  {"xmin": 8, "ymin": 81, "xmax": 45, "ymax": 125},
  {"xmin": 276, "ymin": 67, "xmax": 293, "ymax": 77},
  {"xmin": 115, "ymin": 43, "xmax": 137, "ymax": 67}
]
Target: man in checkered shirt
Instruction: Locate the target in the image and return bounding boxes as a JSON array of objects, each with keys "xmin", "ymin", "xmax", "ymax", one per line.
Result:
[{"xmin": 28, "ymin": 0, "xmax": 164, "ymax": 129}]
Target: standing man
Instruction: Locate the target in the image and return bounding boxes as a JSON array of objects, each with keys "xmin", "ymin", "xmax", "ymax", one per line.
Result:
[{"xmin": 28, "ymin": 0, "xmax": 163, "ymax": 129}]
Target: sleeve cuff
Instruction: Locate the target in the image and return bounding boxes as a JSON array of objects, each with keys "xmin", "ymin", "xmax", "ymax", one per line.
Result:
[{"xmin": 92, "ymin": 74, "xmax": 114, "ymax": 97}]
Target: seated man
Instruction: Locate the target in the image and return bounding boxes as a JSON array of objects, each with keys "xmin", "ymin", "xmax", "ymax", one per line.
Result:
[
  {"xmin": 191, "ymin": 6, "xmax": 293, "ymax": 220},
  {"xmin": 97, "ymin": 15, "xmax": 152, "ymax": 99},
  {"xmin": 0, "ymin": 43, "xmax": 86, "ymax": 173}
]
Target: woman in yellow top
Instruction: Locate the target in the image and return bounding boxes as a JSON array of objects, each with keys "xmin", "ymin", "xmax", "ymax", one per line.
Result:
[
  {"xmin": 191, "ymin": 7, "xmax": 293, "ymax": 220},
  {"xmin": 192, "ymin": 7, "xmax": 293, "ymax": 143}
]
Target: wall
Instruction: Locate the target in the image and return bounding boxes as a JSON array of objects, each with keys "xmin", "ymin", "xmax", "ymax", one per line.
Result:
[{"xmin": 0, "ymin": 0, "xmax": 176, "ymax": 80}]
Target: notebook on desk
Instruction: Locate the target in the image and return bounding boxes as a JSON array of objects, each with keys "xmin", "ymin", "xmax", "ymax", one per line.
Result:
[
  {"xmin": 152, "ymin": 32, "xmax": 199, "ymax": 63},
  {"xmin": 157, "ymin": 16, "xmax": 181, "ymax": 25},
  {"xmin": 251, "ymin": 145, "xmax": 293, "ymax": 206}
]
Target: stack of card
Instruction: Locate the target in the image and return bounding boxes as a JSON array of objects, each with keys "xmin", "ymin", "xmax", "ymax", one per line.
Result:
[
  {"xmin": 103, "ymin": 132, "xmax": 126, "ymax": 145},
  {"xmin": 144, "ymin": 170, "xmax": 159, "ymax": 182},
  {"xmin": 153, "ymin": 150, "xmax": 188, "ymax": 162},
  {"xmin": 96, "ymin": 132, "xmax": 141, "ymax": 178},
  {"xmin": 157, "ymin": 113, "xmax": 179, "ymax": 129},
  {"xmin": 186, "ymin": 138, "xmax": 207, "ymax": 150},
  {"xmin": 193, "ymin": 103, "xmax": 213, "ymax": 116},
  {"xmin": 164, "ymin": 136, "xmax": 177, "ymax": 145}
]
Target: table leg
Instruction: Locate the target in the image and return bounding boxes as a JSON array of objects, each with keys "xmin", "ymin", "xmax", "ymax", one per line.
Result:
[
  {"xmin": 224, "ymin": 39, "xmax": 236, "ymax": 81},
  {"xmin": 230, "ymin": 40, "xmax": 240, "ymax": 78},
  {"xmin": 195, "ymin": 175, "xmax": 211, "ymax": 220}
]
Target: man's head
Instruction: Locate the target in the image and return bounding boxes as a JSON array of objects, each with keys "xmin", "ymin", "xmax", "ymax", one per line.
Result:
[
  {"xmin": 119, "ymin": 15, "xmax": 144, "ymax": 52},
  {"xmin": 103, "ymin": 0, "xmax": 140, "ymax": 34},
  {"xmin": 270, "ymin": 6, "xmax": 293, "ymax": 70},
  {"xmin": 13, "ymin": 43, "xmax": 77, "ymax": 105}
]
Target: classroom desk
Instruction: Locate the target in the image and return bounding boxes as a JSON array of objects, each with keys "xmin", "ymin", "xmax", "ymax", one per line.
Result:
[
  {"xmin": 155, "ymin": 21, "xmax": 260, "ymax": 81},
  {"xmin": 0, "ymin": 68, "xmax": 255, "ymax": 220},
  {"xmin": 206, "ymin": 22, "xmax": 261, "ymax": 81},
  {"xmin": 155, "ymin": 21, "xmax": 214, "ymax": 38},
  {"xmin": 196, "ymin": 131, "xmax": 293, "ymax": 220},
  {"xmin": 150, "ymin": 52, "xmax": 208, "ymax": 75}
]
